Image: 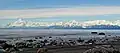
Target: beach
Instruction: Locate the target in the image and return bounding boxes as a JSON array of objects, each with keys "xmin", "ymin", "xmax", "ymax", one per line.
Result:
[{"xmin": 0, "ymin": 29, "xmax": 120, "ymax": 53}]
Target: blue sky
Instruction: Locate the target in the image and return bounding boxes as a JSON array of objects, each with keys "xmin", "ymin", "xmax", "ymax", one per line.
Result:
[
  {"xmin": 0, "ymin": 0, "xmax": 120, "ymax": 9},
  {"xmin": 1, "ymin": 0, "xmax": 120, "ymax": 26}
]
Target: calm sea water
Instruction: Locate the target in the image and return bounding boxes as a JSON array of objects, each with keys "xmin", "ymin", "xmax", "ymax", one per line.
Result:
[{"xmin": 0, "ymin": 29, "xmax": 120, "ymax": 39}]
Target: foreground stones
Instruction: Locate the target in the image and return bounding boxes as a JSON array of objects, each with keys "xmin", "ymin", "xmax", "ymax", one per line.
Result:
[{"xmin": 83, "ymin": 45, "xmax": 120, "ymax": 53}]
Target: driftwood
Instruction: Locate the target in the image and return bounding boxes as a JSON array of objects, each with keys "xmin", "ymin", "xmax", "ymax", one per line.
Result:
[{"xmin": 37, "ymin": 48, "xmax": 48, "ymax": 53}]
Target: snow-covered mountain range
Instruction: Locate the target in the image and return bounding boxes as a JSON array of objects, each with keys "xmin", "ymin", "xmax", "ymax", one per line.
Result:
[{"xmin": 5, "ymin": 18, "xmax": 120, "ymax": 29}]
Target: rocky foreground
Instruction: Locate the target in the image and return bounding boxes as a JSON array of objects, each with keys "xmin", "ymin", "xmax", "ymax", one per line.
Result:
[
  {"xmin": 1, "ymin": 36, "xmax": 120, "ymax": 53},
  {"xmin": 18, "ymin": 44, "xmax": 120, "ymax": 53}
]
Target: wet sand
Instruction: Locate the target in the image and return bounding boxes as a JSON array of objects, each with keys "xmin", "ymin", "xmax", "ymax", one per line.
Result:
[{"xmin": 19, "ymin": 45, "xmax": 91, "ymax": 53}]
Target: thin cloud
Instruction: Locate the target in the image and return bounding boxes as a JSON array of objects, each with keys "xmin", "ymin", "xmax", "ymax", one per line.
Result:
[{"xmin": 0, "ymin": 6, "xmax": 120, "ymax": 19}]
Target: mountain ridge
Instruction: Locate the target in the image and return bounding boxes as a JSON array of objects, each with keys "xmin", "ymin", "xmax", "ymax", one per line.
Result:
[{"xmin": 5, "ymin": 18, "xmax": 120, "ymax": 29}]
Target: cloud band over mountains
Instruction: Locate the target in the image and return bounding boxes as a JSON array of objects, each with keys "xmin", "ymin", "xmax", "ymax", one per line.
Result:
[{"xmin": 0, "ymin": 6, "xmax": 120, "ymax": 19}]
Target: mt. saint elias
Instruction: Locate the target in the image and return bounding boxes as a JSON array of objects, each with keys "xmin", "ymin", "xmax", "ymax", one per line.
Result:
[{"xmin": 5, "ymin": 18, "xmax": 120, "ymax": 29}]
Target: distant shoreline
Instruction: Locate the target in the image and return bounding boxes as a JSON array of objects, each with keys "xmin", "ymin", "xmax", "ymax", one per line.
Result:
[{"xmin": 1, "ymin": 28, "xmax": 120, "ymax": 30}]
